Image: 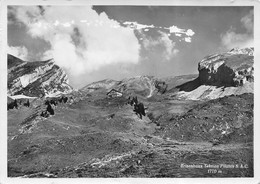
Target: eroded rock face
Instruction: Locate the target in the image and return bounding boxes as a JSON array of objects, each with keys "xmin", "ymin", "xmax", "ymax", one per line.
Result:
[
  {"xmin": 198, "ymin": 48, "xmax": 254, "ymax": 87},
  {"xmin": 8, "ymin": 54, "xmax": 73, "ymax": 97}
]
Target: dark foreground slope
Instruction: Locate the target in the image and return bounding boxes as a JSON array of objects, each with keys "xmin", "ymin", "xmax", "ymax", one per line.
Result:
[{"xmin": 8, "ymin": 92, "xmax": 253, "ymax": 177}]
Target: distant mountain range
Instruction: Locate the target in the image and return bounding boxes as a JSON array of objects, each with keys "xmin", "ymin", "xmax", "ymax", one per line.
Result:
[
  {"xmin": 81, "ymin": 47, "xmax": 254, "ymax": 100},
  {"xmin": 7, "ymin": 47, "xmax": 254, "ymax": 99}
]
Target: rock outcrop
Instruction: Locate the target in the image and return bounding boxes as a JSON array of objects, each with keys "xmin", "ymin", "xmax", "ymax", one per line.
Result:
[
  {"xmin": 198, "ymin": 47, "xmax": 254, "ymax": 87},
  {"xmin": 177, "ymin": 48, "xmax": 254, "ymax": 100},
  {"xmin": 8, "ymin": 54, "xmax": 73, "ymax": 97}
]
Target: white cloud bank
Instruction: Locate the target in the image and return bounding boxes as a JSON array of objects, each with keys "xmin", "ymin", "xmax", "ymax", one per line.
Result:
[
  {"xmin": 11, "ymin": 6, "xmax": 141, "ymax": 76},
  {"xmin": 10, "ymin": 6, "xmax": 196, "ymax": 75},
  {"xmin": 123, "ymin": 21, "xmax": 155, "ymax": 30},
  {"xmin": 123, "ymin": 21, "xmax": 194, "ymax": 60},
  {"xmin": 221, "ymin": 10, "xmax": 253, "ymax": 49},
  {"xmin": 8, "ymin": 46, "xmax": 28, "ymax": 61},
  {"xmin": 123, "ymin": 21, "xmax": 195, "ymax": 38},
  {"xmin": 143, "ymin": 31, "xmax": 179, "ymax": 60}
]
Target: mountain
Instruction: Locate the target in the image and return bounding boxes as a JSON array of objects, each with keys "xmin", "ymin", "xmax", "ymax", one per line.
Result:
[
  {"xmin": 198, "ymin": 47, "xmax": 253, "ymax": 87},
  {"xmin": 81, "ymin": 76, "xmax": 169, "ymax": 98},
  {"xmin": 81, "ymin": 79, "xmax": 119, "ymax": 93},
  {"xmin": 80, "ymin": 48, "xmax": 254, "ymax": 101},
  {"xmin": 115, "ymin": 76, "xmax": 157, "ymax": 97},
  {"xmin": 8, "ymin": 48, "xmax": 254, "ymax": 178},
  {"xmin": 176, "ymin": 47, "xmax": 254, "ymax": 100},
  {"xmin": 8, "ymin": 54, "xmax": 73, "ymax": 97}
]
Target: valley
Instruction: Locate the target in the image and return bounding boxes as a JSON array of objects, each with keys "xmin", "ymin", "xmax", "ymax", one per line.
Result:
[
  {"xmin": 8, "ymin": 90, "xmax": 253, "ymax": 177},
  {"xmin": 7, "ymin": 47, "xmax": 254, "ymax": 177}
]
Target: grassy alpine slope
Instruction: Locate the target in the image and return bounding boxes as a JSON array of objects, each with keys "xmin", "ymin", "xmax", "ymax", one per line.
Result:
[
  {"xmin": 7, "ymin": 48, "xmax": 254, "ymax": 177},
  {"xmin": 8, "ymin": 89, "xmax": 253, "ymax": 177}
]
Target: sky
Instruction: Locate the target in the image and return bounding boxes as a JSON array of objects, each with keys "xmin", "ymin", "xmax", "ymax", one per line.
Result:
[{"xmin": 8, "ymin": 6, "xmax": 253, "ymax": 89}]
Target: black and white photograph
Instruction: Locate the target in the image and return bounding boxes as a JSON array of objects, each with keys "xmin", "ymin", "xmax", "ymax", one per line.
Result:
[{"xmin": 1, "ymin": 0, "xmax": 260, "ymax": 182}]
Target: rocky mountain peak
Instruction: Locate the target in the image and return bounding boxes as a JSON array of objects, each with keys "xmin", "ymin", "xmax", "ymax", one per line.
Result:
[
  {"xmin": 228, "ymin": 47, "xmax": 254, "ymax": 55},
  {"xmin": 8, "ymin": 54, "xmax": 73, "ymax": 97},
  {"xmin": 198, "ymin": 47, "xmax": 254, "ymax": 87}
]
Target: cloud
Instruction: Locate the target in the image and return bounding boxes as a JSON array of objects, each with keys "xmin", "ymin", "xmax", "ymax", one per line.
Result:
[
  {"xmin": 123, "ymin": 21, "xmax": 195, "ymax": 40},
  {"xmin": 221, "ymin": 30, "xmax": 253, "ymax": 49},
  {"xmin": 241, "ymin": 10, "xmax": 253, "ymax": 33},
  {"xmin": 126, "ymin": 21, "xmax": 194, "ymax": 60},
  {"xmin": 143, "ymin": 31, "xmax": 179, "ymax": 60},
  {"xmin": 184, "ymin": 37, "xmax": 192, "ymax": 43},
  {"xmin": 11, "ymin": 6, "xmax": 140, "ymax": 76},
  {"xmin": 8, "ymin": 46, "xmax": 28, "ymax": 60},
  {"xmin": 168, "ymin": 25, "xmax": 194, "ymax": 37},
  {"xmin": 41, "ymin": 49, "xmax": 53, "ymax": 61},
  {"xmin": 159, "ymin": 32, "xmax": 179, "ymax": 60},
  {"xmin": 221, "ymin": 10, "xmax": 253, "ymax": 49},
  {"xmin": 123, "ymin": 21, "xmax": 155, "ymax": 30},
  {"xmin": 186, "ymin": 29, "xmax": 195, "ymax": 37}
]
